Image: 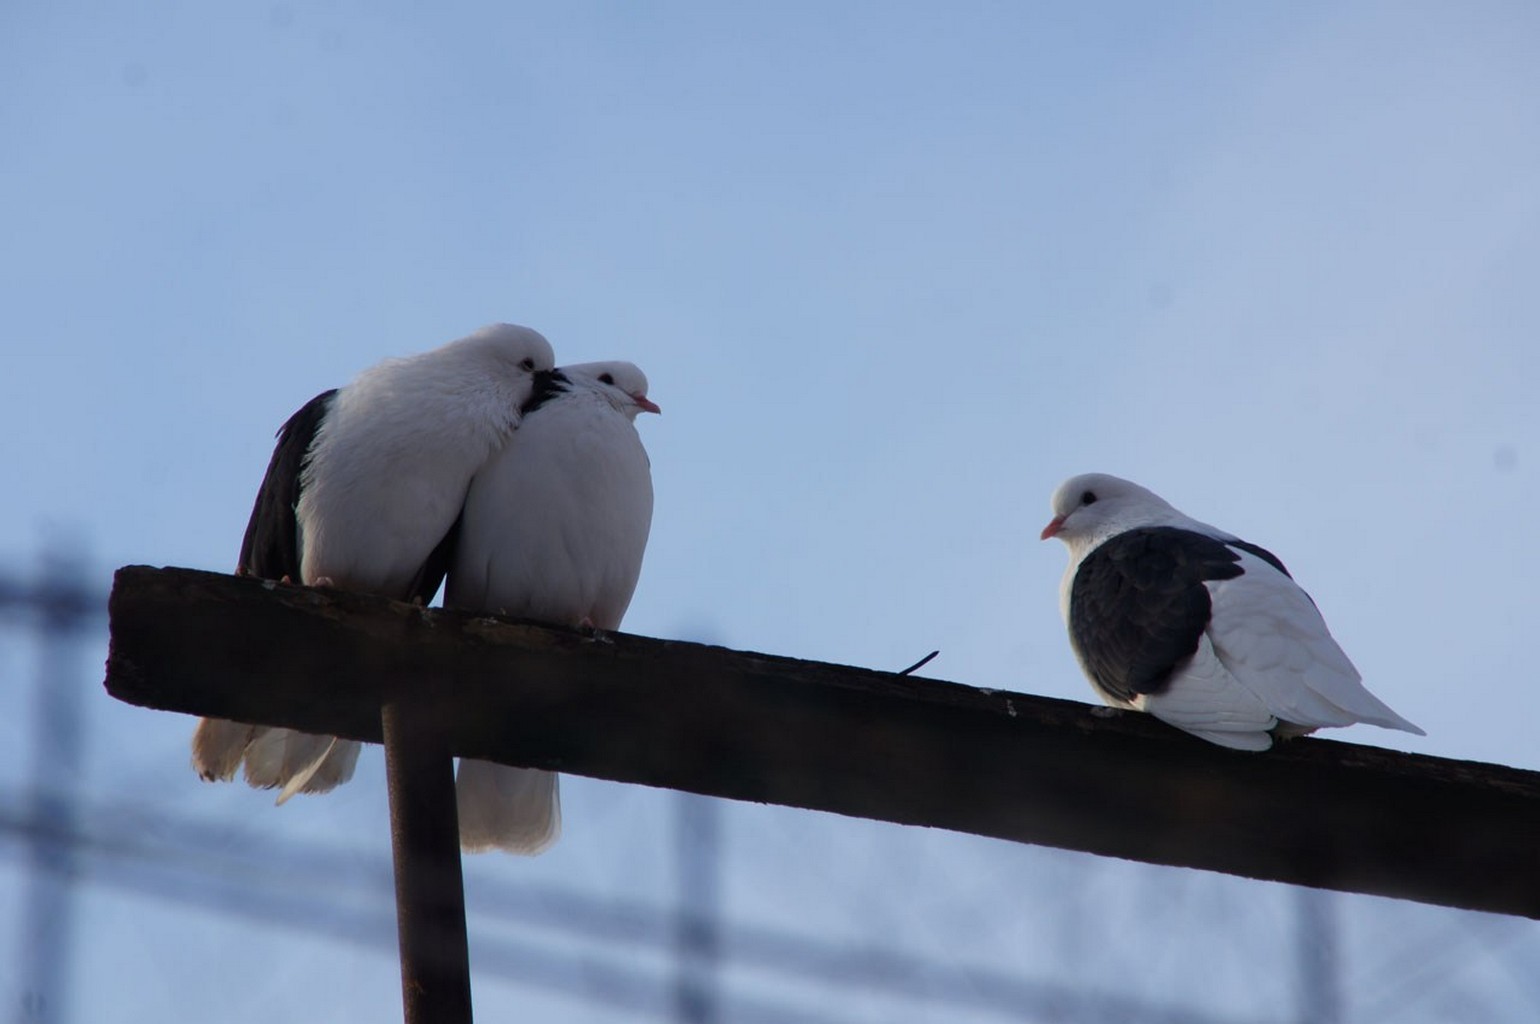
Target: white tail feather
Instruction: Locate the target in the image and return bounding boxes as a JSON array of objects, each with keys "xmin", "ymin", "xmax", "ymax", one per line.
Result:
[
  {"xmin": 275, "ymin": 736, "xmax": 339, "ymax": 804},
  {"xmin": 242, "ymin": 728, "xmax": 293, "ymax": 789},
  {"xmin": 456, "ymin": 759, "xmax": 560, "ymax": 855},
  {"xmin": 239, "ymin": 728, "xmax": 360, "ymax": 799},
  {"xmin": 305, "ymin": 738, "xmax": 361, "ymax": 791},
  {"xmin": 191, "ymin": 718, "xmax": 257, "ymax": 780}
]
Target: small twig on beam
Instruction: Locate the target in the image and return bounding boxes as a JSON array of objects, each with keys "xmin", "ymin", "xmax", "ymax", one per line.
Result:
[{"xmin": 896, "ymin": 650, "xmax": 940, "ymax": 676}]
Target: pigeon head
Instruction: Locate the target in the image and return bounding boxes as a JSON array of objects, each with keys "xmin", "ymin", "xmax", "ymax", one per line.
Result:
[
  {"xmin": 428, "ymin": 323, "xmax": 558, "ymax": 425},
  {"xmin": 1040, "ymin": 473, "xmax": 1178, "ymax": 551},
  {"xmin": 564, "ymin": 361, "xmax": 661, "ymax": 419},
  {"xmin": 461, "ymin": 323, "xmax": 557, "ymax": 379}
]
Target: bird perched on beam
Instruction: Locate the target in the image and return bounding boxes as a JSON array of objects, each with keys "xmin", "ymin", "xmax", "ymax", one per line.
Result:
[
  {"xmin": 1041, "ymin": 473, "xmax": 1423, "ymax": 751},
  {"xmin": 447, "ymin": 361, "xmax": 659, "ymax": 854},
  {"xmin": 191, "ymin": 323, "xmax": 557, "ymax": 799}
]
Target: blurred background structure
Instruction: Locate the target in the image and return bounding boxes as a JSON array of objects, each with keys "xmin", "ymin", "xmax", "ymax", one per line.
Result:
[{"xmin": 5, "ymin": 3, "xmax": 1540, "ymax": 1021}]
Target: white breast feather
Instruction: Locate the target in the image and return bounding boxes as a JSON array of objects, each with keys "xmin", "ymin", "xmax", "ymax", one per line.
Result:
[{"xmin": 449, "ymin": 390, "xmax": 653, "ymax": 628}]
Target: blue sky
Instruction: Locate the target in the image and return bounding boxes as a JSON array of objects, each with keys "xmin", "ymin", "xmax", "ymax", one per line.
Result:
[{"xmin": 4, "ymin": 3, "xmax": 1540, "ymax": 1021}]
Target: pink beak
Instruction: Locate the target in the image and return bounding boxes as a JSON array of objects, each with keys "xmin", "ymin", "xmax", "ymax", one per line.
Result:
[
  {"xmin": 632, "ymin": 393, "xmax": 662, "ymax": 414},
  {"xmin": 1040, "ymin": 515, "xmax": 1066, "ymax": 541}
]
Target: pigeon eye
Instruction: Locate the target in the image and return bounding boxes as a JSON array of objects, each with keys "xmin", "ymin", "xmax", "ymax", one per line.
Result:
[
  {"xmin": 598, "ymin": 373, "xmax": 615, "ymax": 385},
  {"xmin": 1081, "ymin": 490, "xmax": 1097, "ymax": 506},
  {"xmin": 519, "ymin": 358, "xmax": 536, "ymax": 371}
]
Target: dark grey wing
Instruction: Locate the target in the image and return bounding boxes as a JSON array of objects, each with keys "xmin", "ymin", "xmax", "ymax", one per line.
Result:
[
  {"xmin": 1069, "ymin": 527, "xmax": 1247, "ymax": 701},
  {"xmin": 403, "ymin": 506, "xmax": 462, "ymax": 605},
  {"xmin": 237, "ymin": 389, "xmax": 337, "ymax": 581},
  {"xmin": 1227, "ymin": 539, "xmax": 1291, "ymax": 578}
]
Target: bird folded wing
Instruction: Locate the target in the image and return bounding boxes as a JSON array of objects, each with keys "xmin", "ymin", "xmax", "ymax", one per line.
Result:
[
  {"xmin": 1139, "ymin": 634, "xmax": 1279, "ymax": 750},
  {"xmin": 1206, "ymin": 556, "xmax": 1423, "ymax": 735}
]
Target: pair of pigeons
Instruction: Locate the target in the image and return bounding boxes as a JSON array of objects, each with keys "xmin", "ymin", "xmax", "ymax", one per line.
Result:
[
  {"xmin": 191, "ymin": 323, "xmax": 660, "ymax": 854},
  {"xmin": 194, "ymin": 325, "xmax": 1422, "ymax": 856}
]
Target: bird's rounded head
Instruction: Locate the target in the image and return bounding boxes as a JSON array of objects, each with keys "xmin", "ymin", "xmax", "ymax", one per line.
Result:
[
  {"xmin": 1040, "ymin": 473, "xmax": 1177, "ymax": 550},
  {"xmin": 563, "ymin": 360, "xmax": 661, "ymax": 419},
  {"xmin": 464, "ymin": 323, "xmax": 557, "ymax": 378}
]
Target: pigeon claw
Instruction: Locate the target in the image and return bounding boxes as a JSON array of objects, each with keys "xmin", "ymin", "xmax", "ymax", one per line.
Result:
[{"xmin": 577, "ymin": 618, "xmax": 615, "ymax": 645}]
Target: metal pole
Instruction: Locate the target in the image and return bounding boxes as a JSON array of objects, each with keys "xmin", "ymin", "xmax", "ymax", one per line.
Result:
[{"xmin": 382, "ymin": 698, "xmax": 473, "ymax": 1024}]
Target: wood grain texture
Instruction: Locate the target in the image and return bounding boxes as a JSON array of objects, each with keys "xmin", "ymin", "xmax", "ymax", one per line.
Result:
[{"xmin": 106, "ymin": 565, "xmax": 1540, "ymax": 918}]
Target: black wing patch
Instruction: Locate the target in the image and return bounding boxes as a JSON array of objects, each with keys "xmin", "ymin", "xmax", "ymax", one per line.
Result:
[
  {"xmin": 520, "ymin": 368, "xmax": 571, "ymax": 416},
  {"xmin": 237, "ymin": 390, "xmax": 337, "ymax": 581},
  {"xmin": 1069, "ymin": 527, "xmax": 1249, "ymax": 701},
  {"xmin": 1228, "ymin": 539, "xmax": 1291, "ymax": 578},
  {"xmin": 404, "ymin": 506, "xmax": 462, "ymax": 606}
]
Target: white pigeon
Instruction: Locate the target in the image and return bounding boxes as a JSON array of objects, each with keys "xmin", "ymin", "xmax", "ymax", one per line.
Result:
[
  {"xmin": 1040, "ymin": 473, "xmax": 1423, "ymax": 751},
  {"xmin": 446, "ymin": 360, "xmax": 658, "ymax": 854},
  {"xmin": 191, "ymin": 323, "xmax": 558, "ymax": 799}
]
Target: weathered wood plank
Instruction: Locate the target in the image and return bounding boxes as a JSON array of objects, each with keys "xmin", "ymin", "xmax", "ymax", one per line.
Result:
[{"xmin": 105, "ymin": 565, "xmax": 1540, "ymax": 918}]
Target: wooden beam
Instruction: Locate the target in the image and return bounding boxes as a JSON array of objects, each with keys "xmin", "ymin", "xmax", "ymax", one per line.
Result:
[{"xmin": 105, "ymin": 565, "xmax": 1540, "ymax": 919}]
